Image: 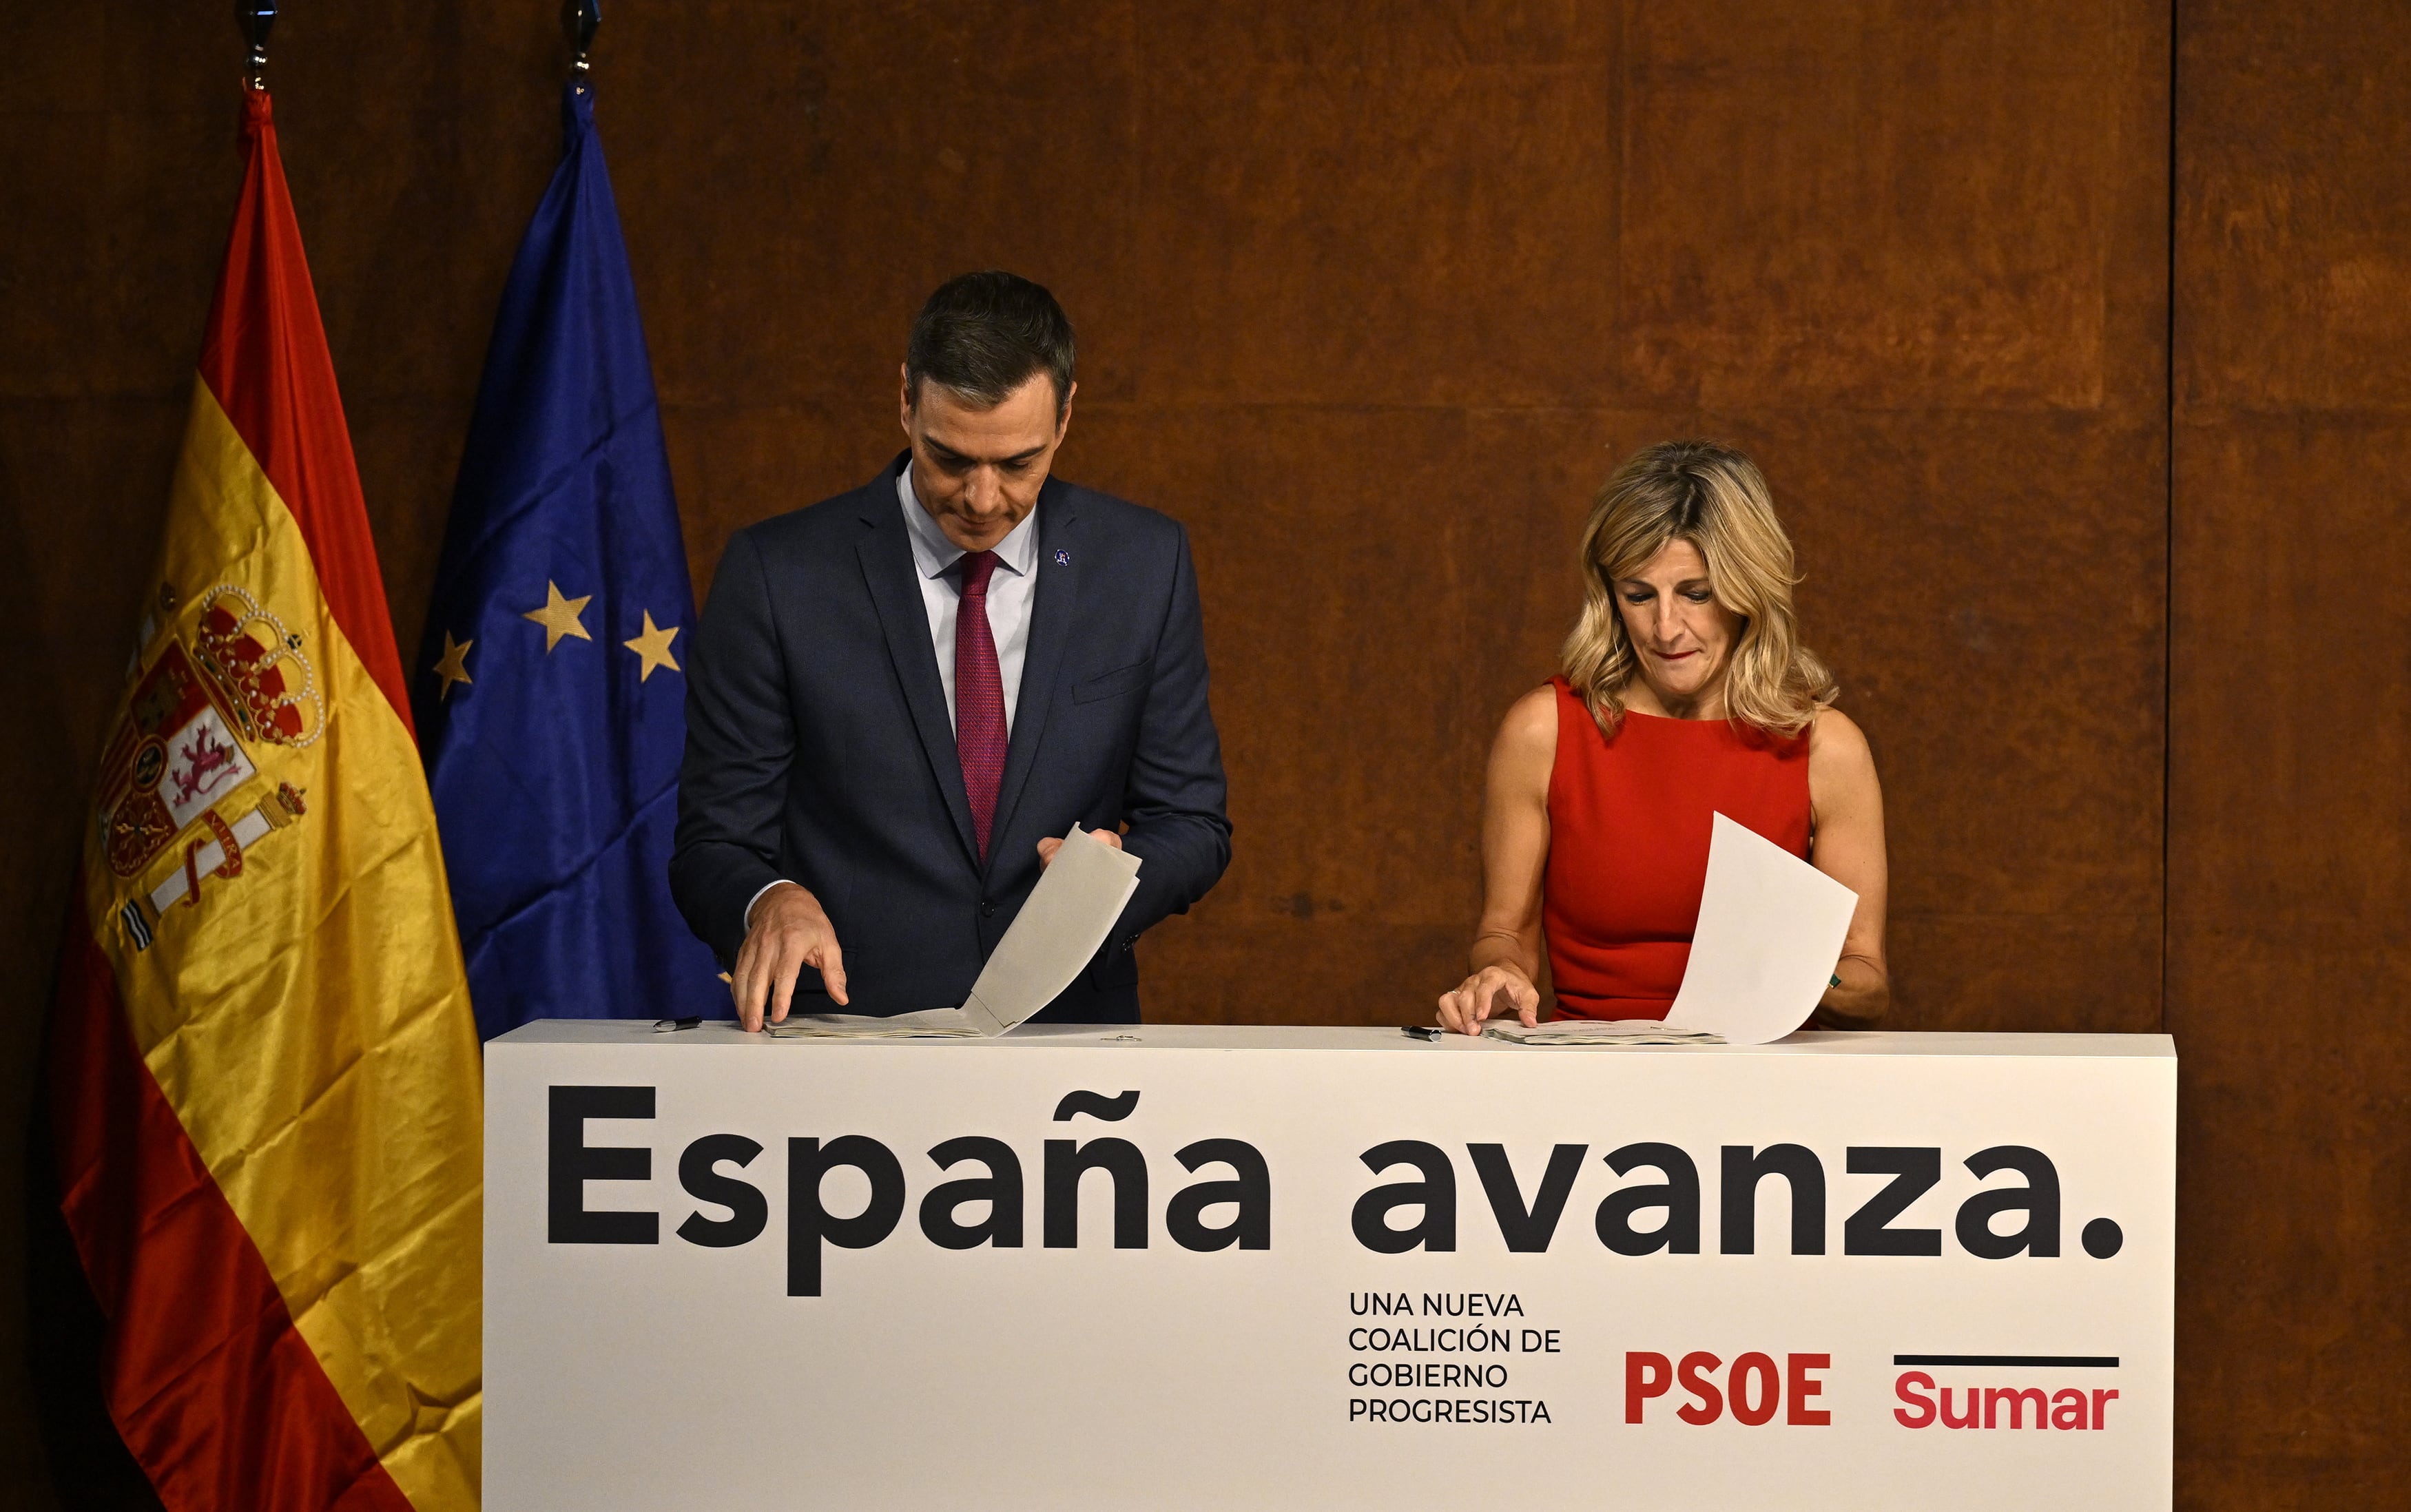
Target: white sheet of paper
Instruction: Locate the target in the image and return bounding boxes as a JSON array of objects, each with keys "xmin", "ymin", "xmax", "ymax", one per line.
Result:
[
  {"xmin": 764, "ymin": 1006, "xmax": 982, "ymax": 1039},
  {"xmin": 1485, "ymin": 1019, "xmax": 1724, "ymax": 1047},
  {"xmin": 959, "ymin": 826, "xmax": 1144, "ymax": 1034},
  {"xmin": 763, "ymin": 827, "xmax": 1142, "ymax": 1039},
  {"xmin": 1662, "ymin": 811, "xmax": 1858, "ymax": 1046}
]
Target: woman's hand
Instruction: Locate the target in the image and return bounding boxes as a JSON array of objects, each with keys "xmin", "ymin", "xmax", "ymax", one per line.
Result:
[{"xmin": 1437, "ymin": 963, "xmax": 1541, "ymax": 1036}]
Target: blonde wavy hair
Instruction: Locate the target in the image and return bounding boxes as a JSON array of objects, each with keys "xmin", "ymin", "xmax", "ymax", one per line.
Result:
[{"xmin": 1561, "ymin": 439, "xmax": 1836, "ymax": 738}]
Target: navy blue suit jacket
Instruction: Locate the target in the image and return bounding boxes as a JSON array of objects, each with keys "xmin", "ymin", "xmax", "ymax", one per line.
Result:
[{"xmin": 671, "ymin": 455, "xmax": 1232, "ymax": 1022}]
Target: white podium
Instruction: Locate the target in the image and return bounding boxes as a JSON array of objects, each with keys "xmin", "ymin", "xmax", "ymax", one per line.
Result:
[{"xmin": 485, "ymin": 1022, "xmax": 2173, "ymax": 1510}]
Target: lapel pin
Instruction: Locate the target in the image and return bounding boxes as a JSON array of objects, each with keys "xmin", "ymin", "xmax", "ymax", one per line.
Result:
[{"xmin": 1054, "ymin": 548, "xmax": 1071, "ymax": 567}]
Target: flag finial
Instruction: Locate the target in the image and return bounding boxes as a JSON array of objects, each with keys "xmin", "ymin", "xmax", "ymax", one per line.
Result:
[
  {"xmin": 563, "ymin": 0, "xmax": 602, "ymax": 90},
  {"xmin": 235, "ymin": 3, "xmax": 276, "ymax": 92}
]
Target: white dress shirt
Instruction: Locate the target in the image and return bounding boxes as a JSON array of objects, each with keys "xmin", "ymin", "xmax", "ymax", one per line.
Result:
[
  {"xmin": 898, "ymin": 463, "xmax": 1040, "ymax": 733},
  {"xmin": 744, "ymin": 464, "xmax": 1043, "ymax": 932}
]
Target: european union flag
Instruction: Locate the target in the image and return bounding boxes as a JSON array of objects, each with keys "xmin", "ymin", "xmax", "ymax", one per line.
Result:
[{"xmin": 414, "ymin": 83, "xmax": 723, "ymax": 1036}]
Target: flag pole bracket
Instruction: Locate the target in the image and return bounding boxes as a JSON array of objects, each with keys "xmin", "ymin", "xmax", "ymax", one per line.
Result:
[
  {"xmin": 236, "ymin": 3, "xmax": 276, "ymax": 92},
  {"xmin": 563, "ymin": 0, "xmax": 601, "ymax": 90}
]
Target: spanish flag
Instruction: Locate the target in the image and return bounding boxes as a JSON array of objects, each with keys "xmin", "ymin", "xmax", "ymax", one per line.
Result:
[{"xmin": 47, "ymin": 90, "xmax": 482, "ymax": 1509}]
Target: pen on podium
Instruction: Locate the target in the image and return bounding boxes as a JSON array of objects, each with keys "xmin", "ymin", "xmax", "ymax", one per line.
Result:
[
  {"xmin": 1400, "ymin": 1025, "xmax": 1441, "ymax": 1042},
  {"xmin": 653, "ymin": 1016, "xmax": 702, "ymax": 1033}
]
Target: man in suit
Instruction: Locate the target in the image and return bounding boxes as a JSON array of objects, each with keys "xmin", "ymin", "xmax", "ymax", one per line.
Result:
[{"xmin": 672, "ymin": 271, "xmax": 1231, "ymax": 1029}]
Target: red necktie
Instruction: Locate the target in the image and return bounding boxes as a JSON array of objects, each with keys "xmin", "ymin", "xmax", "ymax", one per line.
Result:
[{"xmin": 955, "ymin": 550, "xmax": 1007, "ymax": 859}]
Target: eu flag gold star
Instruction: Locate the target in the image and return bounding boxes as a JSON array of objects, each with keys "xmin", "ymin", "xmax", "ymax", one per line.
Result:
[
  {"xmin": 623, "ymin": 611, "xmax": 681, "ymax": 683},
  {"xmin": 521, "ymin": 579, "xmax": 594, "ymax": 652},
  {"xmin": 433, "ymin": 632, "xmax": 473, "ymax": 700}
]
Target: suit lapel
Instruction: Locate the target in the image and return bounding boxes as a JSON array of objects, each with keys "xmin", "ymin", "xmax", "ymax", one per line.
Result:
[
  {"xmin": 856, "ymin": 462, "xmax": 979, "ymax": 864},
  {"xmin": 988, "ymin": 479, "xmax": 1077, "ymax": 868}
]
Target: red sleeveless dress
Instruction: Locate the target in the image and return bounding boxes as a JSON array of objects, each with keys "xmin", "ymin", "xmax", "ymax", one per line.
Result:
[{"xmin": 1543, "ymin": 676, "xmax": 1812, "ymax": 1020}]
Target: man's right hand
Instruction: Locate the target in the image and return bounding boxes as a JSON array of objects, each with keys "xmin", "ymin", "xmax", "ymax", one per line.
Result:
[{"xmin": 732, "ymin": 882, "xmax": 848, "ymax": 1031}]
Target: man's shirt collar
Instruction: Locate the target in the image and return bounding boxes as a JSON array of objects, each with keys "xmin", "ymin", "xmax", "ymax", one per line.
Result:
[{"xmin": 898, "ymin": 461, "xmax": 1039, "ymax": 582}]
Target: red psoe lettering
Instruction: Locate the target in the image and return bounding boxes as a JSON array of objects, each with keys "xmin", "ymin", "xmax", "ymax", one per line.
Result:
[
  {"xmin": 1677, "ymin": 1351, "xmax": 1724, "ymax": 1425},
  {"xmin": 1625, "ymin": 1352, "xmax": 1673, "ymax": 1424},
  {"xmin": 1729, "ymin": 1352, "xmax": 1780, "ymax": 1426},
  {"xmin": 1786, "ymin": 1353, "xmax": 1832, "ymax": 1425}
]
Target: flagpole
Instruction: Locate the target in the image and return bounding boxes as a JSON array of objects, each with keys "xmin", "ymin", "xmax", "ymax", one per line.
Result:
[
  {"xmin": 236, "ymin": 2, "xmax": 276, "ymax": 92},
  {"xmin": 564, "ymin": 0, "xmax": 601, "ymax": 90}
]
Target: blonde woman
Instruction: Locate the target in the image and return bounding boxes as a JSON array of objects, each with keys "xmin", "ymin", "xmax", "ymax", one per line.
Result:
[{"xmin": 1437, "ymin": 439, "xmax": 1888, "ymax": 1035}]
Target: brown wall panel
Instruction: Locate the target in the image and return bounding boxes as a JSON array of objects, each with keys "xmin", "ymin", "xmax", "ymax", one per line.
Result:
[
  {"xmin": 2169, "ymin": 419, "xmax": 2411, "ymax": 1509},
  {"xmin": 1127, "ymin": 16, "xmax": 1620, "ymax": 406},
  {"xmin": 2173, "ymin": 8, "xmax": 2411, "ymax": 1502},
  {"xmin": 629, "ymin": 3, "xmax": 1150, "ymax": 415},
  {"xmin": 3, "ymin": 1, "xmax": 2177, "ymax": 1503},
  {"xmin": 1620, "ymin": 3, "xmax": 2151, "ymax": 411}
]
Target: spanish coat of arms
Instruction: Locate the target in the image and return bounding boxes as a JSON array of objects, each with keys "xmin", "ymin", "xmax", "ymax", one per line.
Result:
[{"xmin": 94, "ymin": 583, "xmax": 322, "ymax": 946}]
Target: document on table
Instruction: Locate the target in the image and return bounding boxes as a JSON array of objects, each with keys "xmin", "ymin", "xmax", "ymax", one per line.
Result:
[
  {"xmin": 763, "ymin": 827, "xmax": 1144, "ymax": 1038},
  {"xmin": 1485, "ymin": 1019, "xmax": 1724, "ymax": 1046},
  {"xmin": 1660, "ymin": 811, "xmax": 1858, "ymax": 1046}
]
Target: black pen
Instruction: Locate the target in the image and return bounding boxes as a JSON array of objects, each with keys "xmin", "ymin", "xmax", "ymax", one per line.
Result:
[
  {"xmin": 652, "ymin": 1015, "xmax": 703, "ymax": 1033},
  {"xmin": 1400, "ymin": 1025, "xmax": 1442, "ymax": 1042}
]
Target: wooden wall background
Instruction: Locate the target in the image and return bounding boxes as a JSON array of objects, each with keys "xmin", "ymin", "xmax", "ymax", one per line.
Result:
[
  {"xmin": 0, "ymin": 2, "xmax": 2398, "ymax": 1505},
  {"xmin": 2171, "ymin": 3, "xmax": 2411, "ymax": 1503}
]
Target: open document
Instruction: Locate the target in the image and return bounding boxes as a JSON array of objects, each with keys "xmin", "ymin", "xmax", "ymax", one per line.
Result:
[
  {"xmin": 1488, "ymin": 811, "xmax": 1856, "ymax": 1048},
  {"xmin": 764, "ymin": 827, "xmax": 1144, "ymax": 1038},
  {"xmin": 1662, "ymin": 811, "xmax": 1857, "ymax": 1045}
]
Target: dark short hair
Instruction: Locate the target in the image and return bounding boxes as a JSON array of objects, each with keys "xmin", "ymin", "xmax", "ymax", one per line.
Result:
[{"xmin": 905, "ymin": 271, "xmax": 1077, "ymax": 414}]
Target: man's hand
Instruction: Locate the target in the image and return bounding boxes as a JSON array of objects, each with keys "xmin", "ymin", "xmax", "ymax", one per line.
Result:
[
  {"xmin": 731, "ymin": 882, "xmax": 847, "ymax": 1031},
  {"xmin": 1436, "ymin": 964, "xmax": 1540, "ymax": 1037},
  {"xmin": 1035, "ymin": 829, "xmax": 1124, "ymax": 867}
]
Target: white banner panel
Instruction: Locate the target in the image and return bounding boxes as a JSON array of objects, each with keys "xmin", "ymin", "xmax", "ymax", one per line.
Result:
[{"xmin": 485, "ymin": 1023, "xmax": 2174, "ymax": 1510}]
